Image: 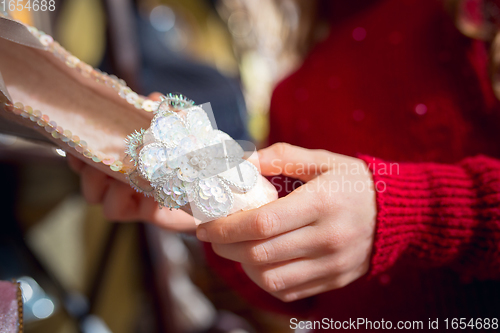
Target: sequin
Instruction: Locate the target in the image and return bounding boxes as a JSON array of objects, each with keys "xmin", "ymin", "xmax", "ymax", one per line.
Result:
[
  {"xmin": 31, "ymin": 110, "xmax": 42, "ymax": 122},
  {"xmin": 92, "ymin": 153, "xmax": 103, "ymax": 163},
  {"xmin": 45, "ymin": 121, "xmax": 57, "ymax": 133},
  {"xmin": 52, "ymin": 126, "xmax": 63, "ymax": 139},
  {"xmin": 52, "ymin": 126, "xmax": 64, "ymax": 139},
  {"xmin": 160, "ymin": 176, "xmax": 190, "ymax": 208},
  {"xmin": 205, "ymin": 177, "xmax": 219, "ymax": 188},
  {"xmin": 199, "ymin": 189, "xmax": 210, "ymax": 200},
  {"xmin": 194, "ymin": 177, "xmax": 232, "ymax": 216},
  {"xmin": 83, "ymin": 149, "xmax": 93, "ymax": 158},
  {"xmin": 39, "ymin": 34, "xmax": 53, "ymax": 46},
  {"xmin": 173, "ymin": 186, "xmax": 183, "ymax": 195},
  {"xmin": 163, "ymin": 182, "xmax": 173, "ymax": 195},
  {"xmin": 140, "ymin": 145, "xmax": 172, "ymax": 180},
  {"xmin": 68, "ymin": 135, "xmax": 80, "ymax": 148},
  {"xmin": 61, "ymin": 129, "xmax": 72, "ymax": 142},
  {"xmin": 134, "ymin": 97, "xmax": 144, "ymax": 109},
  {"xmin": 66, "ymin": 56, "xmax": 80, "ymax": 68},
  {"xmin": 119, "ymin": 87, "xmax": 132, "ymax": 99},
  {"xmin": 211, "ymin": 186, "xmax": 223, "ymax": 196},
  {"xmin": 215, "ymin": 193, "xmax": 228, "ymax": 203},
  {"xmin": 177, "ymin": 168, "xmax": 196, "ymax": 182},
  {"xmin": 142, "ymin": 99, "xmax": 157, "ymax": 112},
  {"xmin": 184, "ymin": 136, "xmax": 201, "ymax": 152},
  {"xmin": 21, "ymin": 105, "xmax": 32, "ymax": 118},
  {"xmin": 152, "ymin": 114, "xmax": 188, "ymax": 145},
  {"xmin": 37, "ymin": 114, "xmax": 49, "ymax": 127},
  {"xmin": 13, "ymin": 102, "xmax": 23, "ymax": 115},
  {"xmin": 187, "ymin": 108, "xmax": 213, "ymax": 140},
  {"xmin": 201, "ymin": 185, "xmax": 213, "ymax": 196},
  {"xmin": 176, "ymin": 195, "xmax": 188, "ymax": 206},
  {"xmin": 28, "ymin": 26, "xmax": 39, "ymax": 35},
  {"xmin": 126, "ymin": 92, "xmax": 139, "ymax": 105},
  {"xmin": 110, "ymin": 161, "xmax": 123, "ymax": 171},
  {"xmin": 183, "ymin": 164, "xmax": 199, "ymax": 178},
  {"xmin": 103, "ymin": 157, "xmax": 115, "ymax": 165}
]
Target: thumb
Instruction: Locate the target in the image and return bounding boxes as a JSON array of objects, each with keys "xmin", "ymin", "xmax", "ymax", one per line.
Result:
[{"xmin": 257, "ymin": 143, "xmax": 333, "ymax": 181}]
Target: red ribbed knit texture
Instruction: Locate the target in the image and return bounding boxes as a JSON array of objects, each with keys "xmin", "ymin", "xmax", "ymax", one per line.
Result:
[{"xmin": 361, "ymin": 155, "xmax": 500, "ymax": 279}]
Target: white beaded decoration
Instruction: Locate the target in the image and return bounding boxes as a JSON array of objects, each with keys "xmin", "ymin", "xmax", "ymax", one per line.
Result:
[{"xmin": 126, "ymin": 100, "xmax": 258, "ymax": 218}]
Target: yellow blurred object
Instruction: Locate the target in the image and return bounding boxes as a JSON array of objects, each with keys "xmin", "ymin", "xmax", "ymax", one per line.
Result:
[
  {"xmin": 240, "ymin": 51, "xmax": 273, "ymax": 142},
  {"xmin": 9, "ymin": 5, "xmax": 34, "ymax": 26},
  {"xmin": 56, "ymin": 0, "xmax": 106, "ymax": 67},
  {"xmin": 249, "ymin": 112, "xmax": 269, "ymax": 143}
]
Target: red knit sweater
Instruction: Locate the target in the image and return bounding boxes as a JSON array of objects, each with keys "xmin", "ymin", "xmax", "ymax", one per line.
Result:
[{"xmin": 204, "ymin": 0, "xmax": 500, "ymax": 328}]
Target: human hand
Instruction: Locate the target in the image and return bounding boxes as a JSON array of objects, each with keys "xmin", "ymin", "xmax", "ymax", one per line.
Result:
[
  {"xmin": 67, "ymin": 92, "xmax": 196, "ymax": 232},
  {"xmin": 196, "ymin": 143, "xmax": 377, "ymax": 301}
]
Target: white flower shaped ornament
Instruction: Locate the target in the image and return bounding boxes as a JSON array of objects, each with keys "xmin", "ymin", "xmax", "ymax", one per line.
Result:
[{"xmin": 125, "ymin": 96, "xmax": 259, "ymax": 221}]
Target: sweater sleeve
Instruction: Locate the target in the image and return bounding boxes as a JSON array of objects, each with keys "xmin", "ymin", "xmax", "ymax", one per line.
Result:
[{"xmin": 359, "ymin": 154, "xmax": 500, "ymax": 279}]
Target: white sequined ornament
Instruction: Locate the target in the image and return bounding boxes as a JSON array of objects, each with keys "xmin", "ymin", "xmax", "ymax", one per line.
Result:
[{"xmin": 128, "ymin": 101, "xmax": 260, "ymax": 221}]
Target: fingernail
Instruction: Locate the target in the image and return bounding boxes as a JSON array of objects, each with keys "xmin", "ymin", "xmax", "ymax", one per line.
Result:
[{"xmin": 197, "ymin": 227, "xmax": 209, "ymax": 242}]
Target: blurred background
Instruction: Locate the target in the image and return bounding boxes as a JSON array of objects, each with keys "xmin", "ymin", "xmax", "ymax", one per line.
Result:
[{"xmin": 0, "ymin": 0, "xmax": 329, "ymax": 332}]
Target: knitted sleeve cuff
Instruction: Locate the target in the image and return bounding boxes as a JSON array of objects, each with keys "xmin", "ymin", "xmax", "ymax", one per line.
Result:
[{"xmin": 359, "ymin": 155, "xmax": 500, "ymax": 279}]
